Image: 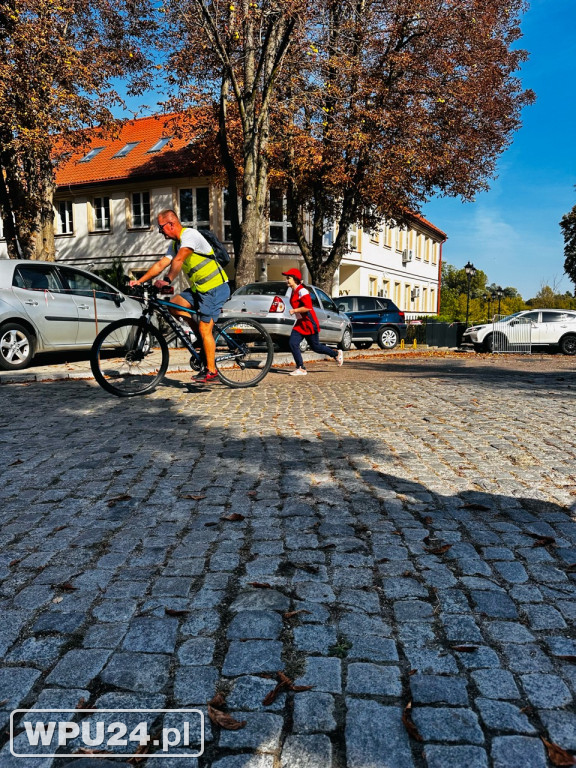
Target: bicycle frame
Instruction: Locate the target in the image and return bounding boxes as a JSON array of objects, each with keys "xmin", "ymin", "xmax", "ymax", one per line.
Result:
[{"xmin": 136, "ymin": 286, "xmax": 245, "ymax": 367}]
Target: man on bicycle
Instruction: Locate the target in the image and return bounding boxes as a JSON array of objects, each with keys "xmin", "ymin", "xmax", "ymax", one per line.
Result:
[{"xmin": 130, "ymin": 209, "xmax": 230, "ymax": 383}]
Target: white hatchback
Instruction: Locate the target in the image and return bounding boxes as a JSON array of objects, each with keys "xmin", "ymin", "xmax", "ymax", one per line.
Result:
[
  {"xmin": 463, "ymin": 309, "xmax": 576, "ymax": 355},
  {"xmin": 0, "ymin": 260, "xmax": 142, "ymax": 370}
]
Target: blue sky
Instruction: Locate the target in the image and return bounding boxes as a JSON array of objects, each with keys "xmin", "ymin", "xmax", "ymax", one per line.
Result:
[{"xmin": 422, "ymin": 0, "xmax": 576, "ymax": 300}]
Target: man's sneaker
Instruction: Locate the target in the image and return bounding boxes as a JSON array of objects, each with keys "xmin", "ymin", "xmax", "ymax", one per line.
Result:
[
  {"xmin": 336, "ymin": 350, "xmax": 344, "ymax": 366},
  {"xmin": 290, "ymin": 368, "xmax": 307, "ymax": 376},
  {"xmin": 193, "ymin": 370, "xmax": 219, "ymax": 383}
]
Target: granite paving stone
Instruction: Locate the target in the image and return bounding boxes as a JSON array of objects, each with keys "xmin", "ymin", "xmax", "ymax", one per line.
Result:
[
  {"xmin": 410, "ymin": 674, "xmax": 469, "ymax": 705},
  {"xmin": 222, "ymin": 640, "xmax": 283, "ymax": 676},
  {"xmin": 345, "ymin": 700, "xmax": 415, "ymax": 768},
  {"xmin": 423, "ymin": 745, "xmax": 489, "ymax": 768},
  {"xmin": 346, "ymin": 663, "xmax": 402, "ymax": 696},
  {"xmin": 521, "ymin": 673, "xmax": 573, "ymax": 708},
  {"xmin": 280, "ymin": 734, "xmax": 332, "ymax": 768},
  {"xmin": 491, "ymin": 736, "xmax": 547, "ymax": 768},
  {"xmin": 476, "ymin": 698, "xmax": 537, "ymax": 734},
  {"xmin": 293, "ymin": 692, "xmax": 337, "ymax": 733},
  {"xmin": 411, "ymin": 706, "xmax": 484, "ymax": 744}
]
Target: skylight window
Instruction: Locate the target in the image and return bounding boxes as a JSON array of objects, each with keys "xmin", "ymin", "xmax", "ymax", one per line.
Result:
[
  {"xmin": 79, "ymin": 147, "xmax": 105, "ymax": 163},
  {"xmin": 147, "ymin": 137, "xmax": 173, "ymax": 153},
  {"xmin": 113, "ymin": 141, "xmax": 140, "ymax": 158}
]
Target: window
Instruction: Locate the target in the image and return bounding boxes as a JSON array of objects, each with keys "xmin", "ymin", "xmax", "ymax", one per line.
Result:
[
  {"xmin": 541, "ymin": 311, "xmax": 569, "ymax": 322},
  {"xmin": 336, "ymin": 297, "xmax": 353, "ymax": 312},
  {"xmin": 369, "ymin": 277, "xmax": 377, "ymax": 296},
  {"xmin": 348, "ymin": 224, "xmax": 358, "ymax": 251},
  {"xmin": 376, "ymin": 298, "xmax": 390, "ymax": 310},
  {"xmin": 269, "ymin": 190, "xmax": 296, "ymax": 243},
  {"xmin": 13, "ymin": 264, "xmax": 61, "ymax": 291},
  {"xmin": 415, "ymin": 233, "xmax": 422, "ymax": 259},
  {"xmin": 358, "ymin": 297, "xmax": 377, "ymax": 311},
  {"xmin": 79, "ymin": 147, "xmax": 105, "ymax": 163},
  {"xmin": 394, "ymin": 283, "xmax": 401, "ymax": 304},
  {"xmin": 430, "ymin": 289, "xmax": 435, "ymax": 311},
  {"xmin": 223, "ymin": 189, "xmax": 241, "ymax": 241},
  {"xmin": 322, "ymin": 220, "xmax": 335, "ymax": 249},
  {"xmin": 92, "ymin": 197, "xmax": 110, "ymax": 231},
  {"xmin": 148, "ymin": 137, "xmax": 173, "ymax": 153},
  {"xmin": 422, "ymin": 287, "xmax": 428, "ymax": 310},
  {"xmin": 432, "ymin": 242, "xmax": 438, "ymax": 265},
  {"xmin": 382, "ymin": 281, "xmax": 390, "ymax": 298},
  {"xmin": 180, "ymin": 187, "xmax": 209, "ymax": 228},
  {"xmin": 424, "ymin": 237, "xmax": 430, "ymax": 262},
  {"xmin": 369, "ymin": 228, "xmax": 379, "ymax": 244},
  {"xmin": 57, "ymin": 201, "xmax": 73, "ymax": 235},
  {"xmin": 405, "ymin": 285, "xmax": 411, "ymax": 306},
  {"xmin": 316, "ymin": 288, "xmax": 338, "ymax": 312},
  {"xmin": 58, "ymin": 266, "xmax": 117, "ymax": 301},
  {"xmin": 113, "ymin": 142, "xmax": 140, "ymax": 159},
  {"xmin": 131, "ymin": 191, "xmax": 150, "ymax": 229}
]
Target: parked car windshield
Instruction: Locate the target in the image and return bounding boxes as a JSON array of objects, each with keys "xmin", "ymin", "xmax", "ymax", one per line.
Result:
[{"xmin": 233, "ymin": 282, "xmax": 287, "ymax": 296}]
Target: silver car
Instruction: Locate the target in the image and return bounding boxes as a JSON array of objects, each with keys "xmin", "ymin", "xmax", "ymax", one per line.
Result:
[
  {"xmin": 220, "ymin": 281, "xmax": 353, "ymax": 352},
  {"xmin": 0, "ymin": 260, "xmax": 142, "ymax": 370}
]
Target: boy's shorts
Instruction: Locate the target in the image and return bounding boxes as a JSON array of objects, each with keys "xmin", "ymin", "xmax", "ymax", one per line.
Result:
[{"xmin": 180, "ymin": 282, "xmax": 230, "ymax": 323}]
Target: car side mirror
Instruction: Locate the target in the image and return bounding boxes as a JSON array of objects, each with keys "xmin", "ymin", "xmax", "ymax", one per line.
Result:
[{"xmin": 114, "ymin": 293, "xmax": 125, "ymax": 307}]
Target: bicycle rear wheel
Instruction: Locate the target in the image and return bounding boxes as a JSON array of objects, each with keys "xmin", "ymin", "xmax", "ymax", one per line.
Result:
[
  {"xmin": 90, "ymin": 319, "xmax": 169, "ymax": 397},
  {"xmin": 214, "ymin": 318, "xmax": 274, "ymax": 388}
]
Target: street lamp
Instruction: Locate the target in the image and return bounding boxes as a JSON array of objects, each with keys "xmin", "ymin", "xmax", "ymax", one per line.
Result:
[
  {"xmin": 464, "ymin": 261, "xmax": 476, "ymax": 328},
  {"xmin": 483, "ymin": 293, "xmax": 492, "ymax": 322},
  {"xmin": 496, "ymin": 286, "xmax": 503, "ymax": 315}
]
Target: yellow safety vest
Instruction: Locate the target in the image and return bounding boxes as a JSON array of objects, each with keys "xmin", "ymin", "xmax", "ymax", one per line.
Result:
[{"xmin": 171, "ymin": 236, "xmax": 228, "ymax": 294}]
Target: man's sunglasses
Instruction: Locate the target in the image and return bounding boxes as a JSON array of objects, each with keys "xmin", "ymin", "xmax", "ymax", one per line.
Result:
[{"xmin": 158, "ymin": 223, "xmax": 169, "ymax": 233}]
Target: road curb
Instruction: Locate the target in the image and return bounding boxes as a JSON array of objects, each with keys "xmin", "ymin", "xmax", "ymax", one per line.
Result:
[{"xmin": 0, "ymin": 345, "xmax": 452, "ymax": 386}]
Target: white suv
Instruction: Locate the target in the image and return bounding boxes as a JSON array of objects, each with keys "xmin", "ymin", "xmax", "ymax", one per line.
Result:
[{"xmin": 463, "ymin": 309, "xmax": 576, "ymax": 355}]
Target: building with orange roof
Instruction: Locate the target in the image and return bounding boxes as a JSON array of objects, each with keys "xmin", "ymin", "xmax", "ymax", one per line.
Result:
[{"xmin": 0, "ymin": 113, "xmax": 446, "ymax": 315}]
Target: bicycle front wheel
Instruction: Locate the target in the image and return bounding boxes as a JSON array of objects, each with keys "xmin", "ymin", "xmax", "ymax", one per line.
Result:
[
  {"xmin": 214, "ymin": 318, "xmax": 274, "ymax": 388},
  {"xmin": 90, "ymin": 319, "xmax": 169, "ymax": 397}
]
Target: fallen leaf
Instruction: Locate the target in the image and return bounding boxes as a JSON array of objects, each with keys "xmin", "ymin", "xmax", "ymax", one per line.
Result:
[
  {"xmin": 262, "ymin": 681, "xmax": 290, "ymax": 705},
  {"xmin": 246, "ymin": 491, "xmax": 258, "ymax": 497},
  {"xmin": 106, "ymin": 494, "xmax": 132, "ymax": 507},
  {"xmin": 0, "ymin": 699, "xmax": 8, "ymax": 706},
  {"xmin": 566, "ymin": 563, "xmax": 576, "ymax": 573},
  {"xmin": 248, "ymin": 582, "xmax": 272, "ymax": 588},
  {"xmin": 208, "ymin": 693, "xmax": 227, "ymax": 708},
  {"xmin": 165, "ymin": 608, "xmax": 188, "ymax": 617},
  {"xmin": 452, "ymin": 645, "xmax": 479, "ymax": 653},
  {"xmin": 460, "ymin": 503, "xmax": 491, "ymax": 511},
  {"xmin": 554, "ymin": 655, "xmax": 576, "ymax": 662},
  {"xmin": 204, "ymin": 521, "xmax": 218, "ymax": 527},
  {"xmin": 181, "ymin": 494, "xmax": 206, "ymax": 500},
  {"xmin": 402, "ymin": 701, "xmax": 423, "ymax": 742},
  {"xmin": 52, "ymin": 525, "xmax": 67, "ymax": 532},
  {"xmin": 408, "ymin": 669, "xmax": 417, "ymax": 676},
  {"xmin": 531, "ymin": 535, "xmax": 556, "ymax": 547},
  {"xmin": 56, "ymin": 582, "xmax": 78, "ymax": 591},
  {"xmin": 9, "ymin": 558, "xmax": 23, "ymax": 567},
  {"xmin": 541, "ymin": 737, "xmax": 576, "ymax": 766},
  {"xmin": 404, "ymin": 404, "xmax": 415, "ymax": 408},
  {"xmin": 9, "ymin": 459, "xmax": 23, "ymax": 466},
  {"xmin": 76, "ymin": 697, "xmax": 86, "ymax": 709},
  {"xmin": 52, "ymin": 596, "xmax": 64, "ymax": 604},
  {"xmin": 75, "ymin": 747, "xmax": 113, "ymax": 755},
  {"xmin": 423, "ymin": 516, "xmax": 433, "ymax": 525},
  {"xmin": 221, "ymin": 513, "xmax": 245, "ymax": 522},
  {"xmin": 207, "ymin": 706, "xmax": 246, "ymax": 730},
  {"xmin": 425, "ymin": 544, "xmax": 453, "ymax": 555},
  {"xmin": 283, "ymin": 610, "xmax": 312, "ymax": 619},
  {"xmin": 291, "ymin": 685, "xmax": 314, "ymax": 692}
]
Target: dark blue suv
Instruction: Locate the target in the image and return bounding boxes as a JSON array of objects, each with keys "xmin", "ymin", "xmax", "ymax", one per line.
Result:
[{"xmin": 335, "ymin": 296, "xmax": 407, "ymax": 349}]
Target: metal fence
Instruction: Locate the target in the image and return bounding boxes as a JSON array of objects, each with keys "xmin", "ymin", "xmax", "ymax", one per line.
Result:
[{"xmin": 490, "ymin": 314, "xmax": 532, "ymax": 354}]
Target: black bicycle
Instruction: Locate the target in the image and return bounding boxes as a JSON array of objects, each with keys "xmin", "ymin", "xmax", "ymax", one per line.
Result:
[{"xmin": 90, "ymin": 284, "xmax": 274, "ymax": 397}]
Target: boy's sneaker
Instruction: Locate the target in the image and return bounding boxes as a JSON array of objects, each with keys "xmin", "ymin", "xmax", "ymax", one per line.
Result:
[
  {"xmin": 290, "ymin": 368, "xmax": 307, "ymax": 376},
  {"xmin": 193, "ymin": 370, "xmax": 219, "ymax": 383},
  {"xmin": 336, "ymin": 350, "xmax": 344, "ymax": 366}
]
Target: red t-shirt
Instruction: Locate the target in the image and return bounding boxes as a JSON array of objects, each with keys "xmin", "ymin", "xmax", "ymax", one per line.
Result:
[{"xmin": 290, "ymin": 284, "xmax": 320, "ymax": 336}]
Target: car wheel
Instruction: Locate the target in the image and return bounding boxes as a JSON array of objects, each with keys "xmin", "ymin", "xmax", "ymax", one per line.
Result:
[
  {"xmin": 354, "ymin": 341, "xmax": 372, "ymax": 350},
  {"xmin": 484, "ymin": 332, "xmax": 506, "ymax": 353},
  {"xmin": 560, "ymin": 334, "xmax": 576, "ymax": 356},
  {"xmin": 0, "ymin": 323, "xmax": 35, "ymax": 370},
  {"xmin": 339, "ymin": 328, "xmax": 352, "ymax": 351},
  {"xmin": 377, "ymin": 327, "xmax": 399, "ymax": 349}
]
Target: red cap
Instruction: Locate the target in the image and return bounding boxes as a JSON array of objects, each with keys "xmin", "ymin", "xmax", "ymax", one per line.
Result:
[{"xmin": 282, "ymin": 268, "xmax": 302, "ymax": 280}]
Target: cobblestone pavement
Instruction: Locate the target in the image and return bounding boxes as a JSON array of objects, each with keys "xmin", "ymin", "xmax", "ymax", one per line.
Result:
[{"xmin": 0, "ymin": 353, "xmax": 575, "ymax": 768}]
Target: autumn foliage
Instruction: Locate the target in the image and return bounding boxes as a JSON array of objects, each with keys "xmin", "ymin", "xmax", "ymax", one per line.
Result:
[{"xmin": 0, "ymin": 0, "xmax": 156, "ymax": 259}]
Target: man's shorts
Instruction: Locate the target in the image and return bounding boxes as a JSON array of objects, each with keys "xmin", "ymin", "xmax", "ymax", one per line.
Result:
[{"xmin": 180, "ymin": 282, "xmax": 230, "ymax": 323}]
